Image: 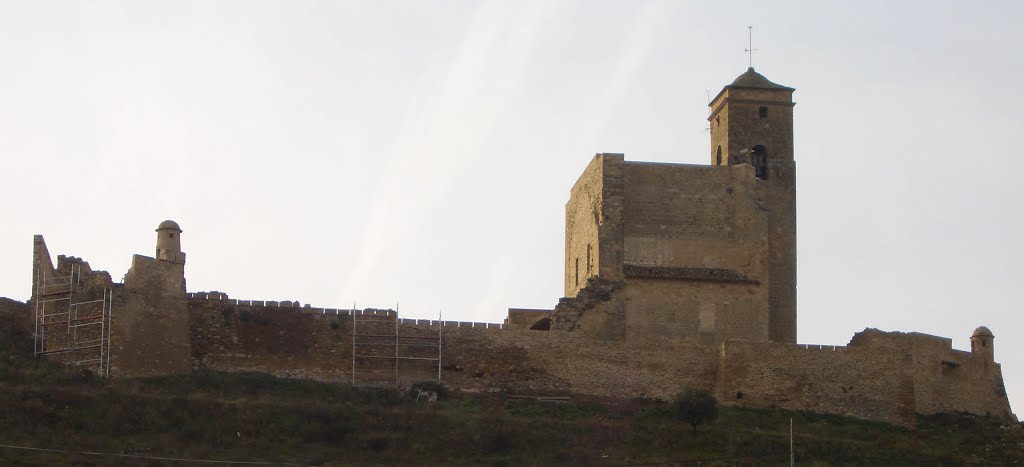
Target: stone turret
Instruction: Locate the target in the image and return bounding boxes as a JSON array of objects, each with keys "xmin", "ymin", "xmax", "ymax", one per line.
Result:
[
  {"xmin": 970, "ymin": 326, "xmax": 994, "ymax": 362},
  {"xmin": 155, "ymin": 220, "xmax": 186, "ymax": 264}
]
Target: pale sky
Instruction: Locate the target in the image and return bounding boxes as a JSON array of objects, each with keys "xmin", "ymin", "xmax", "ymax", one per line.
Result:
[{"xmin": 1, "ymin": 1, "xmax": 1021, "ymax": 415}]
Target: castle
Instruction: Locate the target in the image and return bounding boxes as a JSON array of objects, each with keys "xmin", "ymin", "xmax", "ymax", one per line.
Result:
[{"xmin": 12, "ymin": 68, "xmax": 1015, "ymax": 427}]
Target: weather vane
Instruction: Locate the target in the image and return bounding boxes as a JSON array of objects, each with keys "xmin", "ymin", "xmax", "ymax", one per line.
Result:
[{"xmin": 745, "ymin": 25, "xmax": 757, "ymax": 68}]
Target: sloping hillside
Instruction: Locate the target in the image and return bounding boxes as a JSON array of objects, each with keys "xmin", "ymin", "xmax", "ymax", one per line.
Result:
[{"xmin": 0, "ymin": 302, "xmax": 1021, "ymax": 466}]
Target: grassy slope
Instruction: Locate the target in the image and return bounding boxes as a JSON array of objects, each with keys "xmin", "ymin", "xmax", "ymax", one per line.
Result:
[{"xmin": 0, "ymin": 311, "xmax": 1021, "ymax": 466}]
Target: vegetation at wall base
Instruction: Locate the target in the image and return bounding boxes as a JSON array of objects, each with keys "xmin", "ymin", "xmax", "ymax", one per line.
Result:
[{"xmin": 0, "ymin": 311, "xmax": 1021, "ymax": 465}]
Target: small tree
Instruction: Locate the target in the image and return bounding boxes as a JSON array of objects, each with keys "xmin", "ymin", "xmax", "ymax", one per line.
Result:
[{"xmin": 674, "ymin": 388, "xmax": 719, "ymax": 433}]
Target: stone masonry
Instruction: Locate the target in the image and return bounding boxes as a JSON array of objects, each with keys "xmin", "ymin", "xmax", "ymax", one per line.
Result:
[{"xmin": 6, "ymin": 68, "xmax": 1017, "ymax": 428}]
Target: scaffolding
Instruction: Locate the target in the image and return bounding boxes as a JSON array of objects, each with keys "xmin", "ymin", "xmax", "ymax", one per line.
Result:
[
  {"xmin": 33, "ymin": 264, "xmax": 112, "ymax": 377},
  {"xmin": 351, "ymin": 307, "xmax": 441, "ymax": 389}
]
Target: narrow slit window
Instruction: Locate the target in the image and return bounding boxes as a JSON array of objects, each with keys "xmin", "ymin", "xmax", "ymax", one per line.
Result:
[
  {"xmin": 758, "ymin": 106, "xmax": 768, "ymax": 118},
  {"xmin": 575, "ymin": 258, "xmax": 579, "ymax": 286},
  {"xmin": 586, "ymin": 244, "xmax": 592, "ymax": 276}
]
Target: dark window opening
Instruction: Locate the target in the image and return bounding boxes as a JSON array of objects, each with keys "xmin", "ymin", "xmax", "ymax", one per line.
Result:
[
  {"xmin": 736, "ymin": 392, "xmax": 744, "ymax": 400},
  {"xmin": 715, "ymin": 115, "xmax": 720, "ymax": 126},
  {"xmin": 169, "ymin": 233, "xmax": 175, "ymax": 238},
  {"xmin": 758, "ymin": 106, "xmax": 768, "ymax": 118},
  {"xmin": 586, "ymin": 244, "xmax": 592, "ymax": 276},
  {"xmin": 751, "ymin": 145, "xmax": 768, "ymax": 180},
  {"xmin": 983, "ymin": 341, "xmax": 986, "ymax": 347},
  {"xmin": 575, "ymin": 258, "xmax": 579, "ymax": 286},
  {"xmin": 716, "ymin": 146, "xmax": 723, "ymax": 165}
]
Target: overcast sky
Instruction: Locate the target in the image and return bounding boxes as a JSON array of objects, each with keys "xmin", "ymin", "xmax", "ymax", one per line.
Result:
[{"xmin": 1, "ymin": 1, "xmax": 1021, "ymax": 415}]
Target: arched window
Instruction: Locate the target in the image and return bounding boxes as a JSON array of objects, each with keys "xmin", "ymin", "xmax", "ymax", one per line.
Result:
[
  {"xmin": 716, "ymin": 146, "xmax": 723, "ymax": 165},
  {"xmin": 751, "ymin": 145, "xmax": 768, "ymax": 180}
]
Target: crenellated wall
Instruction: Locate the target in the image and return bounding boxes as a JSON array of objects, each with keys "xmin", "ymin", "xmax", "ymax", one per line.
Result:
[
  {"xmin": 183, "ymin": 291, "xmax": 1014, "ymax": 427},
  {"xmin": 12, "ymin": 237, "xmax": 1018, "ymax": 429},
  {"xmin": 185, "ymin": 292, "xmax": 720, "ymax": 399}
]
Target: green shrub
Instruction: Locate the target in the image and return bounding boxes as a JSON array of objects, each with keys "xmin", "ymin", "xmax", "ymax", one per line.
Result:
[{"xmin": 674, "ymin": 388, "xmax": 719, "ymax": 433}]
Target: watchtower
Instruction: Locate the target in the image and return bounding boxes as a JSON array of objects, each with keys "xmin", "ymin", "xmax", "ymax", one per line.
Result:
[
  {"xmin": 970, "ymin": 326, "xmax": 995, "ymax": 362},
  {"xmin": 155, "ymin": 220, "xmax": 186, "ymax": 265},
  {"xmin": 708, "ymin": 68, "xmax": 797, "ymax": 343}
]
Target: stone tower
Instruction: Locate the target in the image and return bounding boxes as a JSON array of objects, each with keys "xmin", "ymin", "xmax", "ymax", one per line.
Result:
[
  {"xmin": 112, "ymin": 220, "xmax": 191, "ymax": 377},
  {"xmin": 971, "ymin": 326, "xmax": 995, "ymax": 362},
  {"xmin": 708, "ymin": 68, "xmax": 797, "ymax": 343},
  {"xmin": 155, "ymin": 220, "xmax": 186, "ymax": 264}
]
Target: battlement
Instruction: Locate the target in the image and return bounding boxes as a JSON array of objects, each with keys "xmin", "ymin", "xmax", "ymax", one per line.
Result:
[{"xmin": 187, "ymin": 291, "xmax": 506, "ymax": 329}]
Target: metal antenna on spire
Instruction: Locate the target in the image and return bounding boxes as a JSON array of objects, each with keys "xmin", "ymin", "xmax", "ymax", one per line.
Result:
[{"xmin": 745, "ymin": 26, "xmax": 757, "ymax": 68}]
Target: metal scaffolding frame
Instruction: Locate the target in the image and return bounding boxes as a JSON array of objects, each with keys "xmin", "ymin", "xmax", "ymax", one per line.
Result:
[
  {"xmin": 33, "ymin": 264, "xmax": 112, "ymax": 377},
  {"xmin": 351, "ymin": 306, "xmax": 441, "ymax": 389}
]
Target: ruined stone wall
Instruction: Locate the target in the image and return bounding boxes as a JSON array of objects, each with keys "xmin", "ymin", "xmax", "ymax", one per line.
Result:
[
  {"xmin": 0, "ymin": 298, "xmax": 27, "ymax": 316},
  {"xmin": 29, "ymin": 236, "xmax": 115, "ymax": 372},
  {"xmin": 565, "ymin": 153, "xmax": 624, "ymax": 297},
  {"xmin": 0, "ymin": 297, "xmax": 29, "ymax": 337},
  {"xmin": 550, "ymin": 277, "xmax": 625, "ymax": 341}
]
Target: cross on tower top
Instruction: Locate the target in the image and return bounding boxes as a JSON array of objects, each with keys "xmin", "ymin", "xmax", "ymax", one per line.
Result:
[{"xmin": 745, "ymin": 26, "xmax": 758, "ymax": 68}]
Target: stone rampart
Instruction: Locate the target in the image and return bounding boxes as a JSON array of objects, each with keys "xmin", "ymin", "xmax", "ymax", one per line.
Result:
[
  {"xmin": 717, "ymin": 329, "xmax": 1015, "ymax": 426},
  {"xmin": 7, "ymin": 284, "xmax": 1015, "ymax": 428},
  {"xmin": 187, "ymin": 295, "xmax": 723, "ymax": 399},
  {"xmin": 187, "ymin": 296, "xmax": 509, "ymax": 386}
]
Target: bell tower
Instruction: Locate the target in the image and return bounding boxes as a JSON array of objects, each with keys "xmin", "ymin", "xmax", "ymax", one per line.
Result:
[{"xmin": 709, "ymin": 68, "xmax": 797, "ymax": 343}]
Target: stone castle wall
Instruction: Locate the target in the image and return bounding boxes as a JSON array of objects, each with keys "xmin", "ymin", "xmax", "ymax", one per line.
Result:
[
  {"xmin": 4, "ymin": 285, "xmax": 1014, "ymax": 428},
  {"xmin": 184, "ymin": 293, "xmax": 1015, "ymax": 427},
  {"xmin": 717, "ymin": 330, "xmax": 1015, "ymax": 426},
  {"xmin": 12, "ymin": 233, "xmax": 1016, "ymax": 428},
  {"xmin": 565, "ymin": 153, "xmax": 624, "ymax": 297},
  {"xmin": 29, "ymin": 237, "xmax": 115, "ymax": 372},
  {"xmin": 112, "ymin": 254, "xmax": 191, "ymax": 377},
  {"xmin": 620, "ymin": 161, "xmax": 771, "ymax": 344},
  {"xmin": 622, "ymin": 162, "xmax": 765, "ymax": 275},
  {"xmin": 718, "ymin": 340, "xmax": 918, "ymax": 424},
  {"xmin": 186, "ymin": 293, "xmax": 720, "ymax": 400},
  {"xmin": 623, "ymin": 279, "xmax": 764, "ymax": 345}
]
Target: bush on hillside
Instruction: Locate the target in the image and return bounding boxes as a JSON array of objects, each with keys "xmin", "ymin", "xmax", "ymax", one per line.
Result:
[{"xmin": 674, "ymin": 388, "xmax": 719, "ymax": 433}]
